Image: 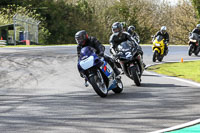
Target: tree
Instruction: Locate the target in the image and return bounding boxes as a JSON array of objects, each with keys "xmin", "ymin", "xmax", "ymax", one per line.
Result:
[
  {"xmin": 170, "ymin": 0, "xmax": 197, "ymax": 44},
  {"xmin": 191, "ymin": 0, "xmax": 200, "ymax": 18}
]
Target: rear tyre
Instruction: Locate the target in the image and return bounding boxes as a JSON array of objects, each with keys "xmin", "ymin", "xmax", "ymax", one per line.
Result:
[
  {"xmin": 112, "ymin": 79, "xmax": 123, "ymax": 93},
  {"xmin": 131, "ymin": 67, "xmax": 141, "ymax": 86},
  {"xmin": 89, "ymin": 70, "xmax": 108, "ymax": 97},
  {"xmin": 194, "ymin": 48, "xmax": 200, "ymax": 56},
  {"xmin": 152, "ymin": 50, "xmax": 158, "ymax": 62},
  {"xmin": 158, "ymin": 55, "xmax": 163, "ymax": 62}
]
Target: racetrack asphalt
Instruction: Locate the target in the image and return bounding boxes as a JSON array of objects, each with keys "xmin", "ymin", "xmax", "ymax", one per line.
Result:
[{"xmin": 0, "ymin": 45, "xmax": 200, "ymax": 133}]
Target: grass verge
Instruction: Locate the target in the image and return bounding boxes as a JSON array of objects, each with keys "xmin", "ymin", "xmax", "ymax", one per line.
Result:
[{"xmin": 147, "ymin": 61, "xmax": 200, "ymax": 83}]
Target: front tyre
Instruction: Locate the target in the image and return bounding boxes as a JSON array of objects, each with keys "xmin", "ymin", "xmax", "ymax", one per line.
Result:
[
  {"xmin": 188, "ymin": 44, "xmax": 193, "ymax": 56},
  {"xmin": 153, "ymin": 50, "xmax": 158, "ymax": 62},
  {"xmin": 112, "ymin": 78, "xmax": 123, "ymax": 93},
  {"xmin": 131, "ymin": 66, "xmax": 141, "ymax": 86},
  {"xmin": 89, "ymin": 70, "xmax": 108, "ymax": 97}
]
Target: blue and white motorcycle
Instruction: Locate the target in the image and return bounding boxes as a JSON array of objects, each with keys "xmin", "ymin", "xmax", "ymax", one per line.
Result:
[{"xmin": 77, "ymin": 46, "xmax": 123, "ymax": 97}]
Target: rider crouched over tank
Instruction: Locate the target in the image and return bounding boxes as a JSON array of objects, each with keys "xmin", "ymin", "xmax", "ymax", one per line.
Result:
[
  {"xmin": 109, "ymin": 22, "xmax": 145, "ymax": 70},
  {"xmin": 127, "ymin": 25, "xmax": 140, "ymax": 44},
  {"xmin": 75, "ymin": 30, "xmax": 121, "ymax": 86}
]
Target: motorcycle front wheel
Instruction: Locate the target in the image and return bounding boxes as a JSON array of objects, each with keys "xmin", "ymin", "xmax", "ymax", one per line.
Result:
[
  {"xmin": 89, "ymin": 70, "xmax": 108, "ymax": 97},
  {"xmin": 188, "ymin": 44, "xmax": 193, "ymax": 56},
  {"xmin": 131, "ymin": 66, "xmax": 141, "ymax": 86},
  {"xmin": 152, "ymin": 50, "xmax": 158, "ymax": 62}
]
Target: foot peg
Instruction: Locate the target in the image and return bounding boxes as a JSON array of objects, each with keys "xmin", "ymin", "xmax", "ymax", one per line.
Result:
[{"xmin": 116, "ymin": 75, "xmax": 121, "ymax": 80}]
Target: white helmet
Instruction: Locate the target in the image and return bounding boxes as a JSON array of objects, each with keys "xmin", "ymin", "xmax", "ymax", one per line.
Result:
[
  {"xmin": 196, "ymin": 24, "xmax": 200, "ymax": 29},
  {"xmin": 160, "ymin": 26, "xmax": 167, "ymax": 34}
]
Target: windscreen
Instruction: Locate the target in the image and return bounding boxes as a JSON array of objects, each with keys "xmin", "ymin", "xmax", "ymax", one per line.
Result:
[
  {"xmin": 79, "ymin": 46, "xmax": 95, "ymax": 59},
  {"xmin": 118, "ymin": 41, "xmax": 134, "ymax": 52},
  {"xmin": 156, "ymin": 35, "xmax": 164, "ymax": 42}
]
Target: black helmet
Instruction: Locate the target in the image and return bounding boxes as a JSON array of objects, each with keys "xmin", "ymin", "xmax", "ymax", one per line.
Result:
[
  {"xmin": 75, "ymin": 30, "xmax": 88, "ymax": 45},
  {"xmin": 112, "ymin": 22, "xmax": 123, "ymax": 35},
  {"xmin": 127, "ymin": 25, "xmax": 135, "ymax": 34}
]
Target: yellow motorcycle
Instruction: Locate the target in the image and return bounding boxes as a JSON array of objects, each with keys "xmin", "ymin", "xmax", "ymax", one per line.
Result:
[{"xmin": 152, "ymin": 35, "xmax": 168, "ymax": 62}]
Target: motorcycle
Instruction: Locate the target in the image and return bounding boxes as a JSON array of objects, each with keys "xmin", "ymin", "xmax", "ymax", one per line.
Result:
[
  {"xmin": 152, "ymin": 35, "xmax": 168, "ymax": 62},
  {"xmin": 78, "ymin": 46, "xmax": 123, "ymax": 98},
  {"xmin": 188, "ymin": 32, "xmax": 200, "ymax": 56},
  {"xmin": 116, "ymin": 40, "xmax": 144, "ymax": 86}
]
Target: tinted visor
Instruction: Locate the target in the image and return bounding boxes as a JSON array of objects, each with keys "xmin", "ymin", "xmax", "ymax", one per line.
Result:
[
  {"xmin": 75, "ymin": 36, "xmax": 85, "ymax": 45},
  {"xmin": 112, "ymin": 26, "xmax": 120, "ymax": 33},
  {"xmin": 161, "ymin": 30, "xmax": 166, "ymax": 34}
]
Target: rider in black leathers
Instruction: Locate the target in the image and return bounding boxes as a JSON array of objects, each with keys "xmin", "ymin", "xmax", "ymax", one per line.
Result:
[
  {"xmin": 192, "ymin": 24, "xmax": 200, "ymax": 44},
  {"xmin": 127, "ymin": 25, "xmax": 140, "ymax": 44},
  {"xmin": 109, "ymin": 22, "xmax": 143, "ymax": 57},
  {"xmin": 75, "ymin": 30, "xmax": 121, "ymax": 80},
  {"xmin": 109, "ymin": 22, "xmax": 144, "ymax": 70},
  {"xmin": 154, "ymin": 26, "xmax": 169, "ymax": 55}
]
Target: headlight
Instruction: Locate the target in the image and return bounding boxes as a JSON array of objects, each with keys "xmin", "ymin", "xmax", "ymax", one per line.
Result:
[
  {"xmin": 155, "ymin": 43, "xmax": 160, "ymax": 47},
  {"xmin": 117, "ymin": 45, "xmax": 123, "ymax": 51}
]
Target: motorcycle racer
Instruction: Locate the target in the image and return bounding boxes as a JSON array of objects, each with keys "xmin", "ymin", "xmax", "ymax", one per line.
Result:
[
  {"xmin": 154, "ymin": 26, "xmax": 169, "ymax": 55},
  {"xmin": 75, "ymin": 30, "xmax": 121, "ymax": 86}
]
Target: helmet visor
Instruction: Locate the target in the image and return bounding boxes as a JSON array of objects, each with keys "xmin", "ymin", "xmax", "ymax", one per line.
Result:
[
  {"xmin": 112, "ymin": 25, "xmax": 120, "ymax": 33},
  {"xmin": 161, "ymin": 30, "xmax": 166, "ymax": 34},
  {"xmin": 75, "ymin": 36, "xmax": 85, "ymax": 45}
]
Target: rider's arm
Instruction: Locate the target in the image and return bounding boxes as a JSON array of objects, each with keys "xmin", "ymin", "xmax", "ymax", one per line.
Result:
[
  {"xmin": 134, "ymin": 32, "xmax": 140, "ymax": 43},
  {"xmin": 109, "ymin": 35, "xmax": 117, "ymax": 55},
  {"xmin": 92, "ymin": 37, "xmax": 105, "ymax": 56},
  {"xmin": 77, "ymin": 45, "xmax": 81, "ymax": 58},
  {"xmin": 165, "ymin": 32, "xmax": 169, "ymax": 43},
  {"xmin": 125, "ymin": 32, "xmax": 138, "ymax": 46},
  {"xmin": 155, "ymin": 31, "xmax": 160, "ymax": 38},
  {"xmin": 192, "ymin": 28, "xmax": 198, "ymax": 34}
]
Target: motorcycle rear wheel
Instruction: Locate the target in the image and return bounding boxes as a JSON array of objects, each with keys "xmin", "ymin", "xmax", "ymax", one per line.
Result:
[
  {"xmin": 89, "ymin": 70, "xmax": 108, "ymax": 97},
  {"xmin": 158, "ymin": 55, "xmax": 163, "ymax": 62},
  {"xmin": 112, "ymin": 78, "xmax": 123, "ymax": 93},
  {"xmin": 194, "ymin": 48, "xmax": 200, "ymax": 56}
]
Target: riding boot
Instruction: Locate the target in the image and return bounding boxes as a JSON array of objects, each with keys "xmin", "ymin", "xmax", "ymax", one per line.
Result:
[{"xmin": 113, "ymin": 66, "xmax": 121, "ymax": 77}]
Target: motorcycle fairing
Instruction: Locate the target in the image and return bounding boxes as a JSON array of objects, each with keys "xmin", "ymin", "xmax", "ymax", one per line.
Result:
[
  {"xmin": 80, "ymin": 56, "xmax": 94, "ymax": 70},
  {"xmin": 152, "ymin": 36, "xmax": 165, "ymax": 55},
  {"xmin": 100, "ymin": 60, "xmax": 113, "ymax": 77}
]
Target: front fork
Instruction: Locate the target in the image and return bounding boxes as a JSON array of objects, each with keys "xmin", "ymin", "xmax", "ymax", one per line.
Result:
[{"xmin": 81, "ymin": 69, "xmax": 96, "ymax": 87}]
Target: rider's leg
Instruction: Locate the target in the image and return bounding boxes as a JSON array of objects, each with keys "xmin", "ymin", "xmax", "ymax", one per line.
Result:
[{"xmin": 104, "ymin": 55, "xmax": 121, "ymax": 76}]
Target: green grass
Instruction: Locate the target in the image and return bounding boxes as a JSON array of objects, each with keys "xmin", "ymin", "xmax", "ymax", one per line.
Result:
[{"xmin": 147, "ymin": 61, "xmax": 200, "ymax": 83}]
